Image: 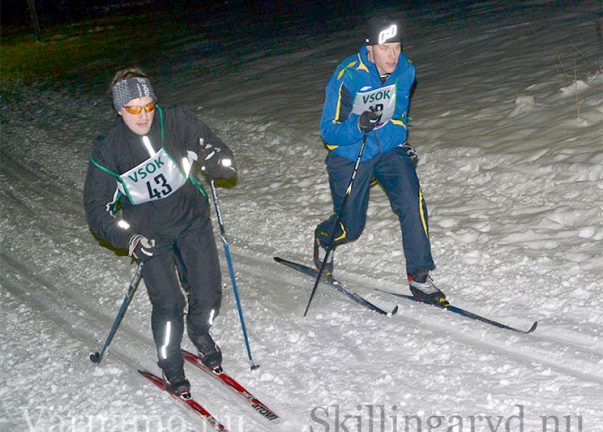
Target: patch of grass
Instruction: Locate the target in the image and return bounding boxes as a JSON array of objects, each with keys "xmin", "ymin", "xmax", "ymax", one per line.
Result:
[
  {"xmin": 0, "ymin": 1, "xmax": 324, "ymax": 96},
  {"xmin": 0, "ymin": 9, "xmax": 202, "ymax": 94}
]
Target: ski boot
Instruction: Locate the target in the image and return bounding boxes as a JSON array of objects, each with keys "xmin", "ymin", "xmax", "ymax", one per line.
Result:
[
  {"xmin": 408, "ymin": 271, "xmax": 449, "ymax": 308},
  {"xmin": 160, "ymin": 362, "xmax": 191, "ymax": 400},
  {"xmin": 313, "ymin": 235, "xmax": 334, "ymax": 277},
  {"xmin": 194, "ymin": 332, "xmax": 223, "ymax": 371}
]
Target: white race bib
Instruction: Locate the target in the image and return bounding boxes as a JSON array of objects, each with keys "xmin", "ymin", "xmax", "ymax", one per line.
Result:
[
  {"xmin": 118, "ymin": 148, "xmax": 188, "ymax": 205},
  {"xmin": 352, "ymin": 84, "xmax": 397, "ymax": 129}
]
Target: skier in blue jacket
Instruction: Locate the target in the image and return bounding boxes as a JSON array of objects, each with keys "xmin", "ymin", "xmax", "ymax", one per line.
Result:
[{"xmin": 314, "ymin": 17, "xmax": 447, "ymax": 306}]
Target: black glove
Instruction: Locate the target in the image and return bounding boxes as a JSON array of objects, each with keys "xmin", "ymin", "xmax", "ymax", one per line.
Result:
[
  {"xmin": 358, "ymin": 110, "xmax": 380, "ymax": 132},
  {"xmin": 402, "ymin": 143, "xmax": 419, "ymax": 167},
  {"xmin": 200, "ymin": 143, "xmax": 236, "ymax": 180},
  {"xmin": 128, "ymin": 234, "xmax": 156, "ymax": 263}
]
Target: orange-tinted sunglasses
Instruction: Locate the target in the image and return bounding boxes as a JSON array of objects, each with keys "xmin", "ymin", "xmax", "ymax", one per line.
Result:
[{"xmin": 123, "ymin": 101, "xmax": 156, "ymax": 115}]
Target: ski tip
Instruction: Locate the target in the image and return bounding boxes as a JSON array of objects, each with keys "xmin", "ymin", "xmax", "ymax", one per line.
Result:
[
  {"xmin": 273, "ymin": 256, "xmax": 283, "ymax": 263},
  {"xmin": 526, "ymin": 321, "xmax": 538, "ymax": 334},
  {"xmin": 388, "ymin": 305, "xmax": 399, "ymax": 317}
]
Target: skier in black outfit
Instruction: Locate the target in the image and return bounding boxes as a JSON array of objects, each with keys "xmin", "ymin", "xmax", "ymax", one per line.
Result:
[{"xmin": 84, "ymin": 68, "xmax": 236, "ymax": 398}]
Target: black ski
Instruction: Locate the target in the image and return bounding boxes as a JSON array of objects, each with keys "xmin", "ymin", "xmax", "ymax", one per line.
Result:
[
  {"xmin": 375, "ymin": 289, "xmax": 537, "ymax": 334},
  {"xmin": 274, "ymin": 256, "xmax": 398, "ymax": 317}
]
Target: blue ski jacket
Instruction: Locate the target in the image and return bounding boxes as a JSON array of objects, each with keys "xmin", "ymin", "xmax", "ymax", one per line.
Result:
[{"xmin": 319, "ymin": 45, "xmax": 415, "ymax": 162}]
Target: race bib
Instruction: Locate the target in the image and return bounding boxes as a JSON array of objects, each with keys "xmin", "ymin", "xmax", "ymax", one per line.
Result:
[
  {"xmin": 118, "ymin": 148, "xmax": 188, "ymax": 205},
  {"xmin": 352, "ymin": 84, "xmax": 397, "ymax": 129}
]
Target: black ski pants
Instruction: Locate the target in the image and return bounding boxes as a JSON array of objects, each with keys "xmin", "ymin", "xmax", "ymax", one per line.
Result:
[{"xmin": 141, "ymin": 215, "xmax": 222, "ymax": 375}]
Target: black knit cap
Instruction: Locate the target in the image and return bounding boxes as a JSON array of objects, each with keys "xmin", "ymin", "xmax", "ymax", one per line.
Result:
[{"xmin": 365, "ymin": 16, "xmax": 402, "ymax": 45}]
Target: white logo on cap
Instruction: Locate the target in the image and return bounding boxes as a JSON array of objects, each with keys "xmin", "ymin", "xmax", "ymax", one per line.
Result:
[{"xmin": 378, "ymin": 24, "xmax": 398, "ymax": 44}]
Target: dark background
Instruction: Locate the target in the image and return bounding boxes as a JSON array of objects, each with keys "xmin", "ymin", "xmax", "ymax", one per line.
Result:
[{"xmin": 3, "ymin": 0, "xmax": 378, "ymax": 29}]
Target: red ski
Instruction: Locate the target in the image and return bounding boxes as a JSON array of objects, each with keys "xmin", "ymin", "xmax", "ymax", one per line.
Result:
[
  {"xmin": 182, "ymin": 349, "xmax": 280, "ymax": 423},
  {"xmin": 139, "ymin": 369, "xmax": 229, "ymax": 431}
]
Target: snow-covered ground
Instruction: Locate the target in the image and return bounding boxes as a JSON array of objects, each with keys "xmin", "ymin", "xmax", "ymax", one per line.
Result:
[{"xmin": 1, "ymin": 1, "xmax": 602, "ymax": 431}]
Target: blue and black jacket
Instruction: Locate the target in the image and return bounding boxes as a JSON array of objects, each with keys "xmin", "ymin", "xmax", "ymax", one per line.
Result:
[{"xmin": 319, "ymin": 45, "xmax": 415, "ymax": 162}]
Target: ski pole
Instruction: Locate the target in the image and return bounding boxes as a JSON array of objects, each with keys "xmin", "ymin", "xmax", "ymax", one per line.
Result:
[
  {"xmin": 210, "ymin": 180, "xmax": 259, "ymax": 370},
  {"xmin": 90, "ymin": 262, "xmax": 144, "ymax": 364},
  {"xmin": 304, "ymin": 131, "xmax": 370, "ymax": 317}
]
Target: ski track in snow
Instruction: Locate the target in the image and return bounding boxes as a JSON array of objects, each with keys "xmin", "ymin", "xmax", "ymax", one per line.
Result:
[
  {"xmin": 240, "ymin": 251, "xmax": 603, "ymax": 383},
  {"xmin": 1, "ymin": 146, "xmax": 602, "ymax": 428},
  {"xmin": 2, "ymin": 1, "xmax": 603, "ymax": 431},
  {"xmin": 2, "ymin": 147, "xmax": 602, "ymax": 429}
]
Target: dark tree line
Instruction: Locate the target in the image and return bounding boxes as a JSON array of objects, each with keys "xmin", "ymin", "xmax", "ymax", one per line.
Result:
[{"xmin": 2, "ymin": 0, "xmax": 160, "ymax": 35}]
